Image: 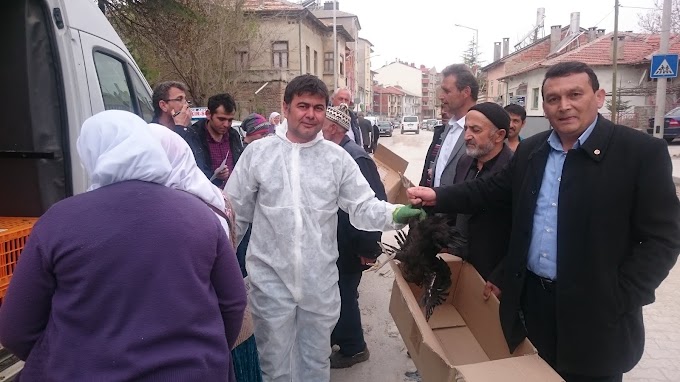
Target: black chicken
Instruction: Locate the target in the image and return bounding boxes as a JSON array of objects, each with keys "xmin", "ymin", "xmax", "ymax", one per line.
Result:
[{"xmin": 378, "ymin": 214, "xmax": 466, "ymax": 321}]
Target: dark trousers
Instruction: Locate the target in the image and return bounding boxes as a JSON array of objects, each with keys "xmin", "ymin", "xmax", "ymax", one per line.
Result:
[
  {"xmin": 331, "ymin": 271, "xmax": 366, "ymax": 356},
  {"xmin": 522, "ymin": 272, "xmax": 623, "ymax": 382},
  {"xmin": 235, "ymin": 225, "xmax": 251, "ymax": 278}
]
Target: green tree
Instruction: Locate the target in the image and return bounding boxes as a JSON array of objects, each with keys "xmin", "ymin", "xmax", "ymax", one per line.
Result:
[
  {"xmin": 461, "ymin": 38, "xmax": 482, "ymax": 69},
  {"xmin": 98, "ymin": 0, "xmax": 263, "ymax": 106},
  {"xmin": 606, "ymin": 94, "xmax": 632, "ymax": 121}
]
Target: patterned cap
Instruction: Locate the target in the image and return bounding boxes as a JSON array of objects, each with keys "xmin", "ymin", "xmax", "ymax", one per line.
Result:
[
  {"xmin": 242, "ymin": 113, "xmax": 274, "ymax": 137},
  {"xmin": 326, "ymin": 103, "xmax": 351, "ymax": 131}
]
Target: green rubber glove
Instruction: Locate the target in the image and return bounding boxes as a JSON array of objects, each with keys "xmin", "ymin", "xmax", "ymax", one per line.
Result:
[{"xmin": 393, "ymin": 205, "xmax": 427, "ymax": 224}]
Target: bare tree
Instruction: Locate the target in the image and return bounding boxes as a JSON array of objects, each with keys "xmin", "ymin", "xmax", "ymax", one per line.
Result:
[
  {"xmin": 638, "ymin": 0, "xmax": 680, "ymax": 34},
  {"xmin": 100, "ymin": 0, "xmax": 270, "ymax": 106}
]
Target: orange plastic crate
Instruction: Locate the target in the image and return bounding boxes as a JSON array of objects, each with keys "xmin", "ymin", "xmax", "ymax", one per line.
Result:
[{"xmin": 0, "ymin": 217, "xmax": 39, "ymax": 299}]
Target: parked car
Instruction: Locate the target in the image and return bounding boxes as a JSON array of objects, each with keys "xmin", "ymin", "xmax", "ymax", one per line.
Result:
[
  {"xmin": 377, "ymin": 121, "xmax": 393, "ymax": 137},
  {"xmin": 422, "ymin": 119, "xmax": 438, "ymax": 130},
  {"xmin": 400, "ymin": 116, "xmax": 420, "ymax": 134},
  {"xmin": 647, "ymin": 106, "xmax": 680, "ymax": 143}
]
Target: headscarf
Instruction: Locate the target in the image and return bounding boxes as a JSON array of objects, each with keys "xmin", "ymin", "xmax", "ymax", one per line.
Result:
[
  {"xmin": 269, "ymin": 112, "xmax": 281, "ymax": 125},
  {"xmin": 147, "ymin": 124, "xmax": 226, "ymax": 212},
  {"xmin": 77, "ymin": 110, "xmax": 172, "ymax": 191}
]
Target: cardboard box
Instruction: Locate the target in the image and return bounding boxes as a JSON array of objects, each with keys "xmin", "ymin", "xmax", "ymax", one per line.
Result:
[
  {"xmin": 389, "ymin": 255, "xmax": 564, "ymax": 382},
  {"xmin": 373, "ymin": 144, "xmax": 413, "ymax": 205}
]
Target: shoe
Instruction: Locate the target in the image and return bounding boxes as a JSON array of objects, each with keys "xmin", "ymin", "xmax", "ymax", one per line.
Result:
[{"xmin": 330, "ymin": 347, "xmax": 370, "ymax": 369}]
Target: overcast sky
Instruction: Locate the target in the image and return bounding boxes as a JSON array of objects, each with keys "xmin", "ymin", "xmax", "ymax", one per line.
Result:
[{"xmin": 326, "ymin": 0, "xmax": 662, "ymax": 71}]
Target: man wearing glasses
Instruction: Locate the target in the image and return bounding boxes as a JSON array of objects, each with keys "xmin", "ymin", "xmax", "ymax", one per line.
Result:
[{"xmin": 151, "ymin": 81, "xmax": 193, "ymax": 129}]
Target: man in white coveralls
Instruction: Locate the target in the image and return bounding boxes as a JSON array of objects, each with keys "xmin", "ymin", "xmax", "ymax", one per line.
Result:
[{"xmin": 225, "ymin": 74, "xmax": 424, "ymax": 382}]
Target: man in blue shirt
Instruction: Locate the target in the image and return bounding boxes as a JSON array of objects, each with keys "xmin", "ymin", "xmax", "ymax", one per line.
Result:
[{"xmin": 406, "ymin": 61, "xmax": 680, "ymax": 382}]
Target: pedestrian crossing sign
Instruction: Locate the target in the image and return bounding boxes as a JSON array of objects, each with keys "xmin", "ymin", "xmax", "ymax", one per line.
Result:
[{"xmin": 650, "ymin": 54, "xmax": 679, "ymax": 79}]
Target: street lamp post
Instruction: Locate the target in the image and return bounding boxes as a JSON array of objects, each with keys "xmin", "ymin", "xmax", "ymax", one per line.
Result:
[{"xmin": 455, "ymin": 23, "xmax": 479, "ymax": 67}]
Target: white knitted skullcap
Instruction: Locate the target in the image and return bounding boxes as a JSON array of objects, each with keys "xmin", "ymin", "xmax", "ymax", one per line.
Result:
[{"xmin": 326, "ymin": 103, "xmax": 351, "ymax": 130}]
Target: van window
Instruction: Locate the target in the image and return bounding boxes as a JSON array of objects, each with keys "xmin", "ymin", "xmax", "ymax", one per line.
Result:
[
  {"xmin": 404, "ymin": 116, "xmax": 418, "ymax": 122},
  {"xmin": 93, "ymin": 51, "xmax": 134, "ymax": 112},
  {"xmin": 128, "ymin": 65, "xmax": 154, "ymax": 122}
]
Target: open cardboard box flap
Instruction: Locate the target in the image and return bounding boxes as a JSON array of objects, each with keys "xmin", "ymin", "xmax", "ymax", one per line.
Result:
[
  {"xmin": 373, "ymin": 144, "xmax": 413, "ymax": 205},
  {"xmin": 389, "ymin": 255, "xmax": 564, "ymax": 382}
]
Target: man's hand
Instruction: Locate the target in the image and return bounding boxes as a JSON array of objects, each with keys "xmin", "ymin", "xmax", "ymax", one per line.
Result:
[
  {"xmin": 172, "ymin": 103, "xmax": 192, "ymax": 127},
  {"xmin": 483, "ymin": 281, "xmax": 501, "ymax": 300},
  {"xmin": 406, "ymin": 186, "xmax": 437, "ymax": 207},
  {"xmin": 216, "ymin": 167, "xmax": 230, "ymax": 181},
  {"xmin": 393, "ymin": 205, "xmax": 427, "ymax": 224}
]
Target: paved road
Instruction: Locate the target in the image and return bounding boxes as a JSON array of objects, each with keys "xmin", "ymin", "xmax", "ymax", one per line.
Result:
[{"xmin": 331, "ymin": 130, "xmax": 680, "ymax": 382}]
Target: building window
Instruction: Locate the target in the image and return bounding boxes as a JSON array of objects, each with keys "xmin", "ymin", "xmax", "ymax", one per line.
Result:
[
  {"xmin": 236, "ymin": 51, "xmax": 249, "ymax": 70},
  {"xmin": 305, "ymin": 46, "xmax": 310, "ymax": 74},
  {"xmin": 339, "ymin": 55, "xmax": 344, "ymax": 75},
  {"xmin": 314, "ymin": 50, "xmax": 318, "ymax": 75},
  {"xmin": 324, "ymin": 52, "xmax": 333, "ymax": 73},
  {"xmin": 272, "ymin": 41, "xmax": 288, "ymax": 69},
  {"xmin": 531, "ymin": 87, "xmax": 539, "ymax": 109}
]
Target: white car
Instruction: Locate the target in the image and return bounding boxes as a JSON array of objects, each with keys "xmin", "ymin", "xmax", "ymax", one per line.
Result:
[{"xmin": 400, "ymin": 116, "xmax": 420, "ymax": 134}]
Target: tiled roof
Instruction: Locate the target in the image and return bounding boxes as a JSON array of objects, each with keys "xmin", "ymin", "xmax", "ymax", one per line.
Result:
[
  {"xmin": 243, "ymin": 0, "xmax": 302, "ymax": 11},
  {"xmin": 373, "ymin": 85, "xmax": 404, "ymax": 95},
  {"xmin": 481, "ymin": 26, "xmax": 582, "ymax": 72},
  {"xmin": 501, "ymin": 32, "xmax": 680, "ymax": 79}
]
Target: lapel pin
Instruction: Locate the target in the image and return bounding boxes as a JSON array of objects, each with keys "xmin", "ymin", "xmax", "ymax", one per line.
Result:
[{"xmin": 594, "ymin": 149, "xmax": 601, "ymax": 155}]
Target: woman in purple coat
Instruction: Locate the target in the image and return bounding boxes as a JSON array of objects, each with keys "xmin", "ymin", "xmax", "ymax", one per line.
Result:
[{"xmin": 0, "ymin": 110, "xmax": 247, "ymax": 381}]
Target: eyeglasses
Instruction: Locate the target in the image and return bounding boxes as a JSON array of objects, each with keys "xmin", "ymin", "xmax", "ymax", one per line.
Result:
[{"xmin": 164, "ymin": 97, "xmax": 191, "ymax": 105}]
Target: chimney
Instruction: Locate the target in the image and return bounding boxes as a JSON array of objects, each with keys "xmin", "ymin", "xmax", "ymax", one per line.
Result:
[
  {"xmin": 502, "ymin": 38, "xmax": 510, "ymax": 57},
  {"xmin": 550, "ymin": 25, "xmax": 562, "ymax": 52},
  {"xmin": 569, "ymin": 12, "xmax": 580, "ymax": 35},
  {"xmin": 323, "ymin": 1, "xmax": 339, "ymax": 10},
  {"xmin": 587, "ymin": 27, "xmax": 598, "ymax": 42},
  {"xmin": 597, "ymin": 28, "xmax": 606, "ymax": 37},
  {"xmin": 493, "ymin": 42, "xmax": 501, "ymax": 61},
  {"xmin": 611, "ymin": 35, "xmax": 625, "ymax": 60}
]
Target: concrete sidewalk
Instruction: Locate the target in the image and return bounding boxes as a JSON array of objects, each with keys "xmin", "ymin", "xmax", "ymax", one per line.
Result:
[
  {"xmin": 669, "ymin": 144, "xmax": 680, "ymax": 184},
  {"xmin": 624, "ymin": 146, "xmax": 680, "ymax": 381}
]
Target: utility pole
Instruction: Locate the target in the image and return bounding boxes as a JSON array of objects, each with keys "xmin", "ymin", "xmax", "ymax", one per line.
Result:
[
  {"xmin": 653, "ymin": 0, "xmax": 672, "ymax": 138},
  {"xmin": 611, "ymin": 0, "xmax": 620, "ymax": 124},
  {"xmin": 333, "ymin": 0, "xmax": 337, "ymax": 92}
]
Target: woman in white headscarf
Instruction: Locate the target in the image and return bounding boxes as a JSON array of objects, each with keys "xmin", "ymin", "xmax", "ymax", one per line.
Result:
[
  {"xmin": 147, "ymin": 123, "xmax": 234, "ymax": 241},
  {"xmin": 0, "ymin": 110, "xmax": 247, "ymax": 382},
  {"xmin": 147, "ymin": 123, "xmax": 262, "ymax": 382},
  {"xmin": 268, "ymin": 112, "xmax": 281, "ymax": 126}
]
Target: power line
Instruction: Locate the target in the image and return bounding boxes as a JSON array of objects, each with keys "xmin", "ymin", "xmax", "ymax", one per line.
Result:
[
  {"xmin": 620, "ymin": 5, "xmax": 658, "ymax": 10},
  {"xmin": 593, "ymin": 8, "xmax": 615, "ymax": 28}
]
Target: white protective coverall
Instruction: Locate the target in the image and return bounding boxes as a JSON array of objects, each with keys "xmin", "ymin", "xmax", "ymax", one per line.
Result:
[{"xmin": 226, "ymin": 121, "xmax": 401, "ymax": 382}]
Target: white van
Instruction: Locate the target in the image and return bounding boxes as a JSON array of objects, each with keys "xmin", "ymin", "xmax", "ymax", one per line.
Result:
[
  {"xmin": 400, "ymin": 115, "xmax": 420, "ymax": 134},
  {"xmin": 3, "ymin": 0, "xmax": 154, "ymax": 217}
]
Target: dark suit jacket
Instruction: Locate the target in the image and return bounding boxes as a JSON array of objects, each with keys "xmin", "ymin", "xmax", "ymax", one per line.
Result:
[
  {"xmin": 433, "ymin": 115, "xmax": 680, "ymax": 375},
  {"xmin": 453, "ymin": 145, "xmax": 513, "ymax": 283},
  {"xmin": 419, "ymin": 124, "xmax": 446, "ymax": 186},
  {"xmin": 432, "ymin": 122, "xmax": 466, "ymax": 186},
  {"xmin": 336, "ymin": 135, "xmax": 387, "ymax": 273}
]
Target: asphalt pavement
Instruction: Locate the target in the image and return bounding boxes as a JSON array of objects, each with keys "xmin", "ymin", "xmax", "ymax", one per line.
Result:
[{"xmin": 331, "ymin": 130, "xmax": 680, "ymax": 382}]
